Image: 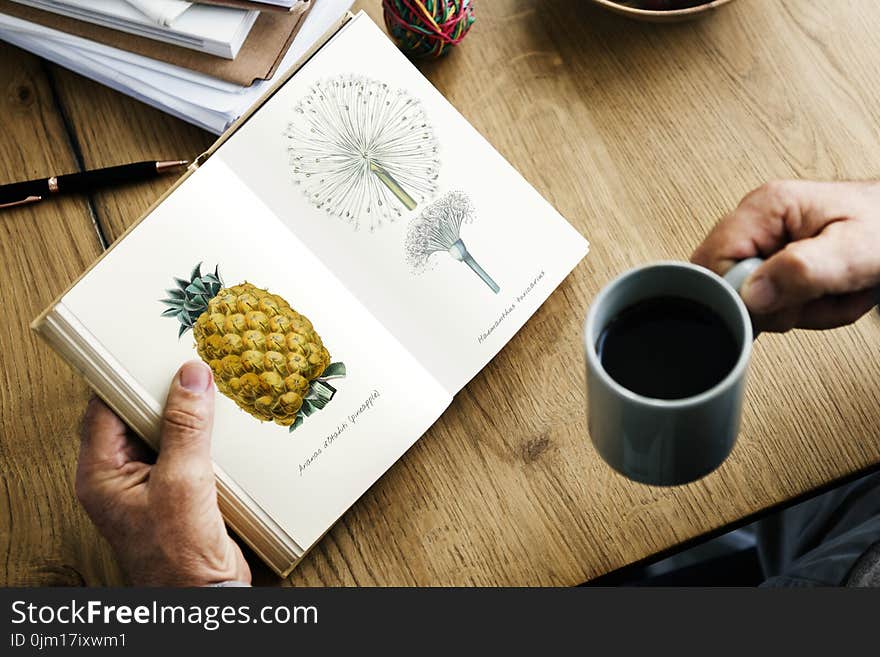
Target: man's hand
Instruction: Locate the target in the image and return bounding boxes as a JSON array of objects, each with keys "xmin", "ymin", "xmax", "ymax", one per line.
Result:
[
  {"xmin": 692, "ymin": 180, "xmax": 880, "ymax": 332},
  {"xmin": 77, "ymin": 360, "xmax": 251, "ymax": 586}
]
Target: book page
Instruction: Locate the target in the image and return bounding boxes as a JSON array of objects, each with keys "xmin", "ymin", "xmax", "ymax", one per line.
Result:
[
  {"xmin": 215, "ymin": 12, "xmax": 589, "ymax": 394},
  {"xmin": 62, "ymin": 156, "xmax": 450, "ymax": 551}
]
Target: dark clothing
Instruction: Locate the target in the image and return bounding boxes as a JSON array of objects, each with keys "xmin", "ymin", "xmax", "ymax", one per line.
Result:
[{"xmin": 758, "ymin": 472, "xmax": 880, "ymax": 587}]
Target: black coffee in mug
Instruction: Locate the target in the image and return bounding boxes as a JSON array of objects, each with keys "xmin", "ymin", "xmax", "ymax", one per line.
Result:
[{"xmin": 596, "ymin": 296, "xmax": 739, "ymax": 400}]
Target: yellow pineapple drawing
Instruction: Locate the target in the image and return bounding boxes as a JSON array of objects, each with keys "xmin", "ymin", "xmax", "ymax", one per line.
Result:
[{"xmin": 161, "ymin": 264, "xmax": 345, "ymax": 431}]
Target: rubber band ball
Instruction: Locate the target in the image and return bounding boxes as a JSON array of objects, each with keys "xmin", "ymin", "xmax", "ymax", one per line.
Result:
[{"xmin": 382, "ymin": 0, "xmax": 476, "ymax": 58}]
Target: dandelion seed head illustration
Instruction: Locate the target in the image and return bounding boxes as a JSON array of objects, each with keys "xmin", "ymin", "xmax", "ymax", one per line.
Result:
[
  {"xmin": 405, "ymin": 190, "xmax": 500, "ymax": 294},
  {"xmin": 284, "ymin": 74, "xmax": 440, "ymax": 232},
  {"xmin": 405, "ymin": 190, "xmax": 474, "ymax": 272}
]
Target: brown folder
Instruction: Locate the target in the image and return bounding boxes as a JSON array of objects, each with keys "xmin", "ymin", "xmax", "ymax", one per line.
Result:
[
  {"xmin": 0, "ymin": 0, "xmax": 312, "ymax": 86},
  {"xmin": 193, "ymin": 1, "xmax": 305, "ymax": 12}
]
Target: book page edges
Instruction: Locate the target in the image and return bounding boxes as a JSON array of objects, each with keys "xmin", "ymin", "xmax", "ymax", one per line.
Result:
[{"xmin": 35, "ymin": 303, "xmax": 304, "ymax": 576}]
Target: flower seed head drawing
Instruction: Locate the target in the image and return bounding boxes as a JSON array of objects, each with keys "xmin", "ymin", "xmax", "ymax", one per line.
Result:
[
  {"xmin": 284, "ymin": 74, "xmax": 440, "ymax": 232},
  {"xmin": 405, "ymin": 190, "xmax": 500, "ymax": 294}
]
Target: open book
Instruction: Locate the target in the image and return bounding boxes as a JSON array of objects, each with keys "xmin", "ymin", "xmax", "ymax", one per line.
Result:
[{"xmin": 33, "ymin": 11, "xmax": 589, "ymax": 576}]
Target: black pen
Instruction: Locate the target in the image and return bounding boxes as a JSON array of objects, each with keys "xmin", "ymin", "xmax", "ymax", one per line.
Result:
[{"xmin": 0, "ymin": 160, "xmax": 190, "ymax": 209}]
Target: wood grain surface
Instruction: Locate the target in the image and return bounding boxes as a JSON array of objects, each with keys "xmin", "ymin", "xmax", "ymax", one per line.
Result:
[
  {"xmin": 0, "ymin": 45, "xmax": 117, "ymax": 585},
  {"xmin": 2, "ymin": 0, "xmax": 880, "ymax": 586}
]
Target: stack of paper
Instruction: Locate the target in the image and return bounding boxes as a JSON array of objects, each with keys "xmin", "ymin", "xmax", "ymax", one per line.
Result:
[
  {"xmin": 12, "ymin": 0, "xmax": 259, "ymax": 58},
  {"xmin": 199, "ymin": 1, "xmax": 300, "ymax": 9},
  {"xmin": 0, "ymin": 0, "xmax": 353, "ymax": 134},
  {"xmin": 126, "ymin": 1, "xmax": 193, "ymax": 27}
]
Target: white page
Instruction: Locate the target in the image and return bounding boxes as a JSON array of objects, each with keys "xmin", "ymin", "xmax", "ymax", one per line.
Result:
[
  {"xmin": 62, "ymin": 157, "xmax": 451, "ymax": 550},
  {"xmin": 217, "ymin": 13, "xmax": 590, "ymax": 394}
]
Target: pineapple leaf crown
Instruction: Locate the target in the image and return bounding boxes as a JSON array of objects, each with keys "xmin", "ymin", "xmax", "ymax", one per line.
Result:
[{"xmin": 160, "ymin": 262, "xmax": 223, "ymax": 338}]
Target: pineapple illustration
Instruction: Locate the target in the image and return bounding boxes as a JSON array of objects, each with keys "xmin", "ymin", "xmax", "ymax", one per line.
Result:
[{"xmin": 161, "ymin": 263, "xmax": 345, "ymax": 431}]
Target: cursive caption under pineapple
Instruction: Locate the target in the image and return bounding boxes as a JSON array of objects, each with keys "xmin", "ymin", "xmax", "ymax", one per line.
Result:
[
  {"xmin": 477, "ymin": 270, "xmax": 545, "ymax": 344},
  {"xmin": 298, "ymin": 390, "xmax": 381, "ymax": 477}
]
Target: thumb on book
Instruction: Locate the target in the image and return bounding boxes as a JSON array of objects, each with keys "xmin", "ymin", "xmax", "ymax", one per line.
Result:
[{"xmin": 155, "ymin": 360, "xmax": 216, "ymax": 484}]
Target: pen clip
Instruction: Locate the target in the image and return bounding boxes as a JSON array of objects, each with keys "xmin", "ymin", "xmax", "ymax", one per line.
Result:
[{"xmin": 0, "ymin": 195, "xmax": 42, "ymax": 209}]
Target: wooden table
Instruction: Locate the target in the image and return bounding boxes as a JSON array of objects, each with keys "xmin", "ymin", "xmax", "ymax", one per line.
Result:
[{"xmin": 3, "ymin": 0, "xmax": 880, "ymax": 586}]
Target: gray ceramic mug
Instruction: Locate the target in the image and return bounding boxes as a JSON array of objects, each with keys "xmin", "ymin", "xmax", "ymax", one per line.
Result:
[{"xmin": 584, "ymin": 258, "xmax": 763, "ymax": 486}]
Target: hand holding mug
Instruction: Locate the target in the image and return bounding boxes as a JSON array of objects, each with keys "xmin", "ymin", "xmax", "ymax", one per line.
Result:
[
  {"xmin": 691, "ymin": 180, "xmax": 880, "ymax": 332},
  {"xmin": 586, "ymin": 179, "xmax": 880, "ymax": 486}
]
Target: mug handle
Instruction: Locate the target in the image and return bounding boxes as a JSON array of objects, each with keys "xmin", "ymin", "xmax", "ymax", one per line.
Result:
[
  {"xmin": 722, "ymin": 257, "xmax": 764, "ymax": 293},
  {"xmin": 722, "ymin": 257, "xmax": 764, "ymax": 337}
]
